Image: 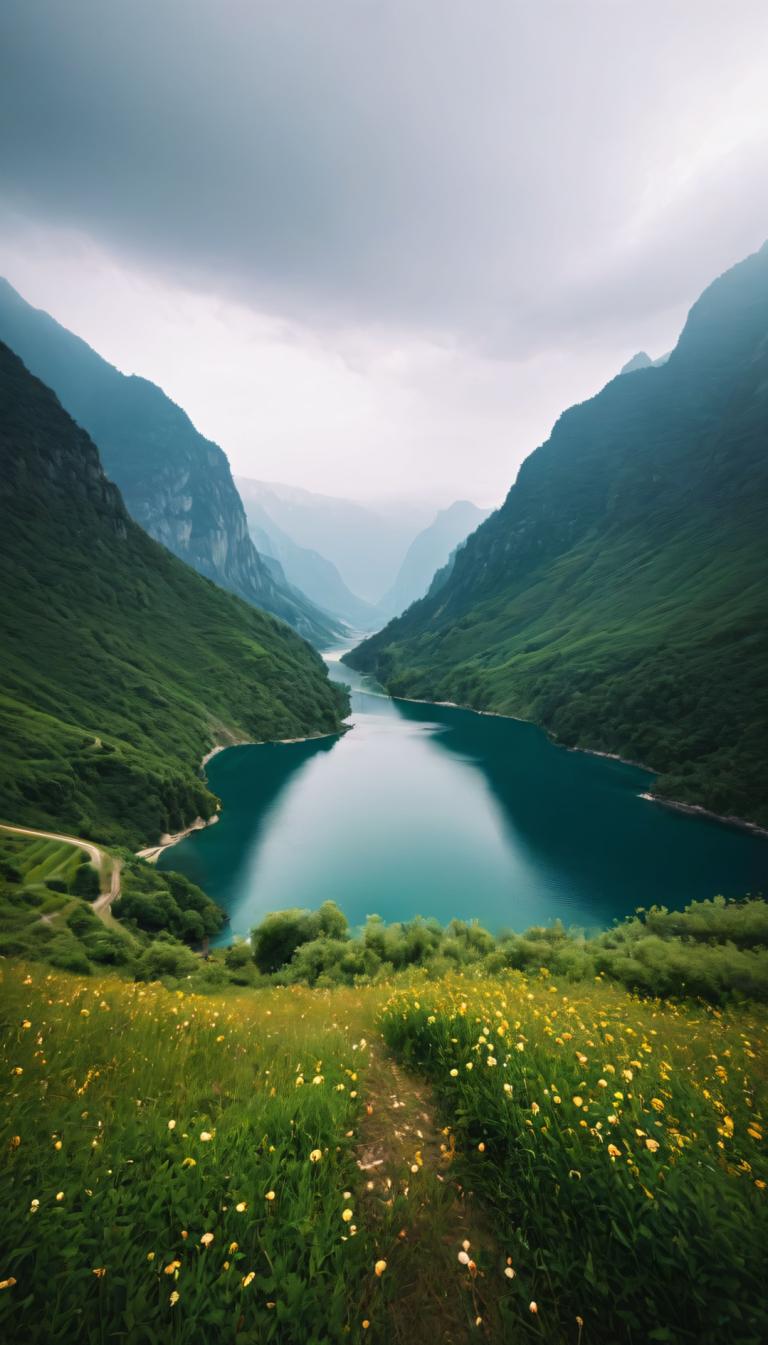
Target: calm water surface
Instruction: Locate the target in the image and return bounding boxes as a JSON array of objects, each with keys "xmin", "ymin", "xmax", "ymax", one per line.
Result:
[{"xmin": 159, "ymin": 654, "xmax": 768, "ymax": 942}]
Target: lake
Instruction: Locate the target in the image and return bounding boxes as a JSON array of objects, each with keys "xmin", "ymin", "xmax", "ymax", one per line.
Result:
[{"xmin": 159, "ymin": 653, "xmax": 768, "ymax": 942}]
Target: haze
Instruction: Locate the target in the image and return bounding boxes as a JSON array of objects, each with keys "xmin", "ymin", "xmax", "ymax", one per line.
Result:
[{"xmin": 1, "ymin": 0, "xmax": 767, "ymax": 503}]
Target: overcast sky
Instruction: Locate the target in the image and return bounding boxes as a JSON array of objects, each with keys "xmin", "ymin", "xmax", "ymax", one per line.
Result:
[{"xmin": 1, "ymin": 1, "xmax": 767, "ymax": 505}]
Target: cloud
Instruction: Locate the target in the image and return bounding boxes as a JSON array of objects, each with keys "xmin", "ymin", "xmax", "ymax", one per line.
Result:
[
  {"xmin": 2, "ymin": 0, "xmax": 767, "ymax": 352},
  {"xmin": 1, "ymin": 2, "xmax": 767, "ymax": 500}
]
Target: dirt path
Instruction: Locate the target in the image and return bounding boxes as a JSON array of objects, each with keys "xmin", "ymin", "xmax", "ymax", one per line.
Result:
[
  {"xmin": 357, "ymin": 1035, "xmax": 507, "ymax": 1342},
  {"xmin": 0, "ymin": 822, "xmax": 122, "ymax": 918}
]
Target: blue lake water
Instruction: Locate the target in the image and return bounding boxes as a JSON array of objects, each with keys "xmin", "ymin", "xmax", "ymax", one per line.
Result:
[{"xmin": 159, "ymin": 655, "xmax": 768, "ymax": 942}]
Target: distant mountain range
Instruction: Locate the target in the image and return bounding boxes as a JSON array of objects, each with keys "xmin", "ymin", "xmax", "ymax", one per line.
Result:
[
  {"xmin": 237, "ymin": 478, "xmax": 439, "ymax": 606},
  {"xmin": 350, "ymin": 242, "xmax": 768, "ymax": 827},
  {"xmin": 238, "ymin": 484, "xmax": 382, "ymax": 631},
  {"xmin": 0, "ymin": 279, "xmax": 341, "ymax": 647},
  {"xmin": 238, "ymin": 477, "xmax": 490, "ymax": 625},
  {"xmin": 0, "ymin": 340, "xmax": 346, "ymax": 846},
  {"xmin": 379, "ymin": 500, "xmax": 491, "ymax": 616}
]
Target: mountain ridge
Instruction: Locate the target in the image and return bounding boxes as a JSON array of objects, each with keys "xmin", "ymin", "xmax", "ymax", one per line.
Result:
[
  {"xmin": 0, "ymin": 340, "xmax": 347, "ymax": 847},
  {"xmin": 349, "ymin": 243, "xmax": 768, "ymax": 826},
  {"xmin": 0, "ymin": 279, "xmax": 341, "ymax": 646}
]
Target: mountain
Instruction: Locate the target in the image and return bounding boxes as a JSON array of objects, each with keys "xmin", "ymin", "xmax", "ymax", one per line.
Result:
[
  {"xmin": 237, "ymin": 478, "xmax": 434, "ymax": 604},
  {"xmin": 241, "ymin": 494, "xmax": 381, "ymax": 631},
  {"xmin": 0, "ymin": 341, "xmax": 347, "ymax": 847},
  {"xmin": 620, "ymin": 350, "xmax": 671, "ymax": 374},
  {"xmin": 349, "ymin": 243, "xmax": 768, "ymax": 827},
  {"xmin": 0, "ymin": 279, "xmax": 341, "ymax": 647},
  {"xmin": 379, "ymin": 499, "xmax": 491, "ymax": 616}
]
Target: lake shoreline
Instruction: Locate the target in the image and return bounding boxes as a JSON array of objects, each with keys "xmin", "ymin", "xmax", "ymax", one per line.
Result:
[
  {"xmin": 139, "ymin": 728, "xmax": 346, "ymax": 863},
  {"xmin": 384, "ymin": 687, "xmax": 767, "ymax": 841}
]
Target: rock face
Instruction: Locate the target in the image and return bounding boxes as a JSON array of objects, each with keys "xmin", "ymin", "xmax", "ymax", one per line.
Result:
[
  {"xmin": 0, "ymin": 278, "xmax": 340, "ymax": 647},
  {"xmin": 350, "ymin": 242, "xmax": 768, "ymax": 827}
]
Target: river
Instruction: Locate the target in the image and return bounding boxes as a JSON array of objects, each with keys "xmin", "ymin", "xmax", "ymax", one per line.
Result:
[{"xmin": 158, "ymin": 652, "xmax": 768, "ymax": 942}]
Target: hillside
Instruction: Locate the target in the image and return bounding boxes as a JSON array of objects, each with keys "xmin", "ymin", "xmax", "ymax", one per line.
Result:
[
  {"xmin": 0, "ymin": 341, "xmax": 346, "ymax": 847},
  {"xmin": 350, "ymin": 244, "xmax": 768, "ymax": 827},
  {"xmin": 380, "ymin": 500, "xmax": 491, "ymax": 617},
  {"xmin": 0, "ymin": 280, "xmax": 340, "ymax": 647}
]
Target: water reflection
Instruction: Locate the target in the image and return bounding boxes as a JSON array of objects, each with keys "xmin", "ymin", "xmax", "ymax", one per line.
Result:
[{"xmin": 159, "ymin": 658, "xmax": 768, "ymax": 941}]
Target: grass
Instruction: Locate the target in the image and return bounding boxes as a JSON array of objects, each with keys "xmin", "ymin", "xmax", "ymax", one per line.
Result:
[
  {"xmin": 1, "ymin": 959, "xmax": 766, "ymax": 1343},
  {"xmin": 0, "ymin": 965, "xmax": 387, "ymax": 1344},
  {"xmin": 380, "ymin": 969, "xmax": 768, "ymax": 1344}
]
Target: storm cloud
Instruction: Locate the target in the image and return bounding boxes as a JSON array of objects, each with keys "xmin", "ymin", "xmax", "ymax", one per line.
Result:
[{"xmin": 1, "ymin": 1, "xmax": 767, "ymax": 498}]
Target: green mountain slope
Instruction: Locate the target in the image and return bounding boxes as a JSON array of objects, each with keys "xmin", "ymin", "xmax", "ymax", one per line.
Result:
[
  {"xmin": 0, "ymin": 279, "xmax": 341, "ymax": 647},
  {"xmin": 0, "ymin": 342, "xmax": 347, "ymax": 847},
  {"xmin": 350, "ymin": 244, "xmax": 768, "ymax": 826}
]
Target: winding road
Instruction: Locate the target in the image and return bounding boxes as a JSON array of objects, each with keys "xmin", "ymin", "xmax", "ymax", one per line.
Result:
[{"xmin": 0, "ymin": 822, "xmax": 122, "ymax": 915}]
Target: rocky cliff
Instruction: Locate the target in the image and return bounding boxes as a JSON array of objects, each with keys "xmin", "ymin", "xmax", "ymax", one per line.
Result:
[{"xmin": 0, "ymin": 279, "xmax": 341, "ymax": 646}]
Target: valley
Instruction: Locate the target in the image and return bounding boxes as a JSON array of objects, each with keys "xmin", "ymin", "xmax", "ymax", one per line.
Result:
[{"xmin": 0, "ymin": 17, "xmax": 767, "ymax": 1340}]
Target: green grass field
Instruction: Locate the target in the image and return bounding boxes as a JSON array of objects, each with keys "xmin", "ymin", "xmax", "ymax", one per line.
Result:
[{"xmin": 1, "ymin": 961, "xmax": 765, "ymax": 1343}]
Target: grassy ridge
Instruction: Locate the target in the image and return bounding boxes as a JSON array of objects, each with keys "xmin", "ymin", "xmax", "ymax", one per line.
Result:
[{"xmin": 0, "ymin": 341, "xmax": 347, "ymax": 848}]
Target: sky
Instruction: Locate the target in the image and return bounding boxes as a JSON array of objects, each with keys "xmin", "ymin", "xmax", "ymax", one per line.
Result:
[{"xmin": 1, "ymin": 1, "xmax": 767, "ymax": 506}]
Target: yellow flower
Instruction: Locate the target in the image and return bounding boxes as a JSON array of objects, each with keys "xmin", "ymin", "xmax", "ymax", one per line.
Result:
[
  {"xmin": 309, "ymin": 1149, "xmax": 323, "ymax": 1163},
  {"xmin": 650, "ymin": 1098, "xmax": 664, "ymax": 1112},
  {"xmin": 235, "ymin": 1201, "xmax": 247, "ymax": 1212},
  {"xmin": 169, "ymin": 1290, "xmax": 180, "ymax": 1306},
  {"xmin": 449, "ymin": 1068, "xmax": 458, "ymax": 1077},
  {"xmin": 572, "ymin": 1096, "xmax": 583, "ymax": 1108},
  {"xmin": 265, "ymin": 1190, "xmax": 276, "ymax": 1202},
  {"xmin": 374, "ymin": 1259, "xmax": 387, "ymax": 1277},
  {"xmin": 0, "ymin": 1279, "xmax": 17, "ymax": 1291},
  {"xmin": 91, "ymin": 1267, "xmax": 107, "ymax": 1278},
  {"xmin": 200, "ymin": 1233, "xmax": 214, "ymax": 1247},
  {"xmin": 342, "ymin": 1208, "xmax": 353, "ymax": 1222},
  {"xmin": 55, "ymin": 1191, "xmax": 64, "ymax": 1202},
  {"xmin": 181, "ymin": 1157, "xmax": 196, "ymax": 1168},
  {"xmin": 242, "ymin": 1271, "xmax": 255, "ymax": 1288},
  {"xmin": 529, "ymin": 1301, "xmax": 538, "ymax": 1314},
  {"xmin": 167, "ymin": 1119, "xmax": 176, "ymax": 1130},
  {"xmin": 747, "ymin": 1126, "xmax": 762, "ymax": 1141},
  {"xmin": 147, "ymin": 1252, "xmax": 155, "ymax": 1262},
  {"xmin": 164, "ymin": 1260, "xmax": 181, "ymax": 1275},
  {"xmin": 199, "ymin": 1131, "xmax": 213, "ymax": 1142},
  {"xmin": 477, "ymin": 1141, "xmax": 486, "ymax": 1152},
  {"xmin": 645, "ymin": 1138, "xmax": 660, "ymax": 1153},
  {"xmin": 228, "ymin": 1242, "xmax": 238, "ymax": 1253},
  {"xmin": 607, "ymin": 1144, "xmax": 621, "ymax": 1158}
]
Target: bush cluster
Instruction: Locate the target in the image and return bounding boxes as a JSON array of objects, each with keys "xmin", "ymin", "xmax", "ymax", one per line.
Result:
[{"xmin": 241, "ymin": 894, "xmax": 768, "ymax": 1002}]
